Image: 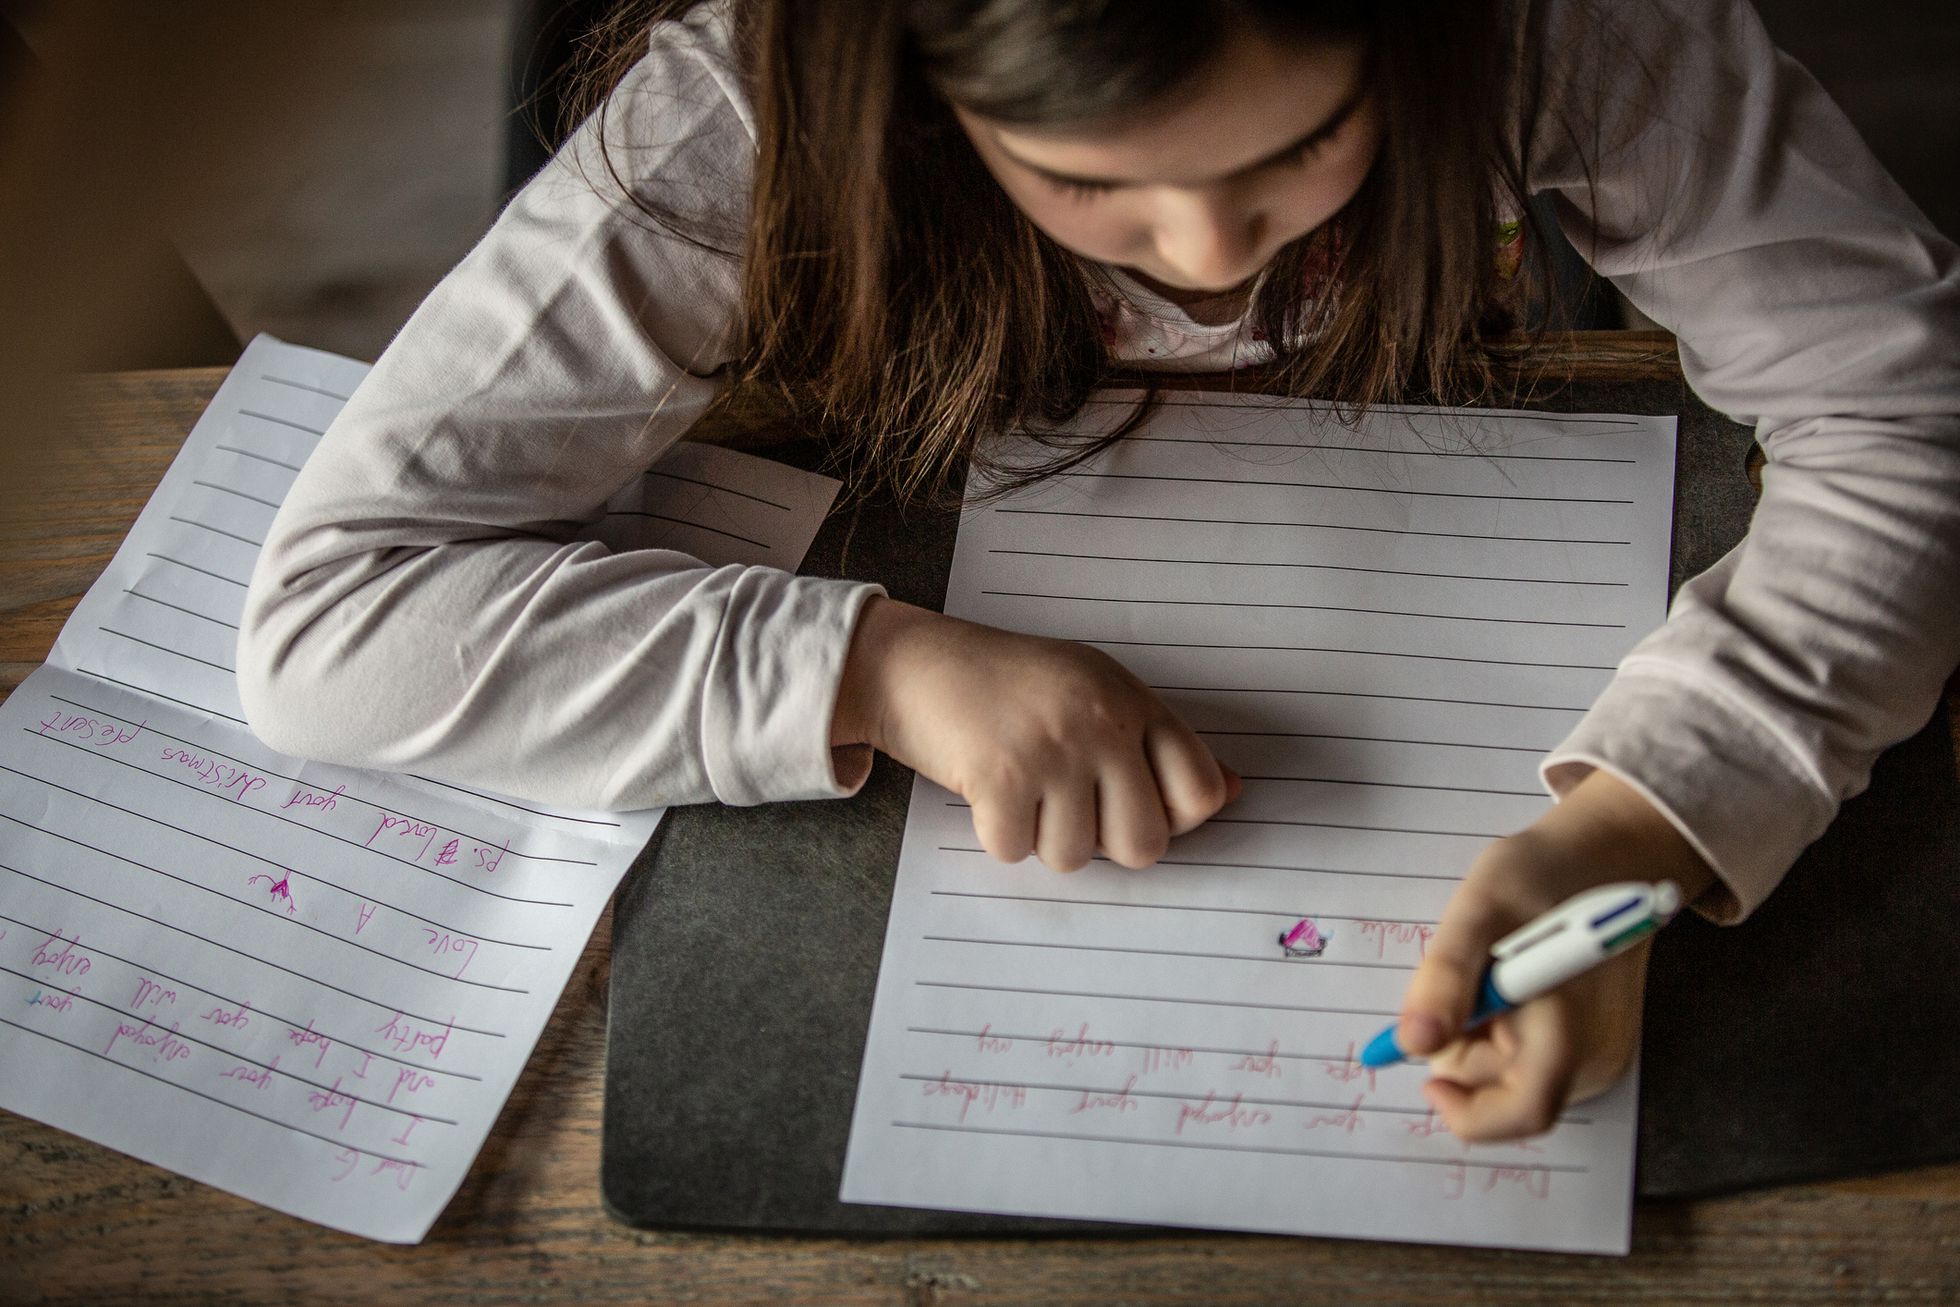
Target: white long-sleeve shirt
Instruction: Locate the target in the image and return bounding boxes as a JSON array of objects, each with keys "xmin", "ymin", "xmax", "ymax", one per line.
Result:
[{"xmin": 237, "ymin": 0, "xmax": 1960, "ymax": 924}]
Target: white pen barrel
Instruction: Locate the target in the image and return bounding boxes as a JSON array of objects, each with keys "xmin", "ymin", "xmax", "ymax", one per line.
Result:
[{"xmin": 1489, "ymin": 931, "xmax": 1603, "ymax": 1004}]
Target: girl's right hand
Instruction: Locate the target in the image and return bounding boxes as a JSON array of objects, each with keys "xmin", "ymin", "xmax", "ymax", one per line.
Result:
[{"xmin": 832, "ymin": 597, "xmax": 1240, "ymax": 871}]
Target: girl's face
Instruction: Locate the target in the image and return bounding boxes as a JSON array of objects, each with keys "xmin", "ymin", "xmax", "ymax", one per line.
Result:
[{"xmin": 953, "ymin": 27, "xmax": 1380, "ymax": 297}]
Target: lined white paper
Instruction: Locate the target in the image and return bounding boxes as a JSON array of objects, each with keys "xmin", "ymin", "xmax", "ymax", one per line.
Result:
[
  {"xmin": 840, "ymin": 390, "xmax": 1676, "ymax": 1253},
  {"xmin": 0, "ymin": 334, "xmax": 841, "ymax": 1242}
]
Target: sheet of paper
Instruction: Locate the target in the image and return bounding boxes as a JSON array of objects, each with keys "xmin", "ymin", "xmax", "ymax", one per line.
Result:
[
  {"xmin": 841, "ymin": 390, "xmax": 1677, "ymax": 1253},
  {"xmin": 0, "ymin": 334, "xmax": 841, "ymax": 1242}
]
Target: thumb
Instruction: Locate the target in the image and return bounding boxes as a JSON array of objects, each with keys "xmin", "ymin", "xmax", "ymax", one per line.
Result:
[
  {"xmin": 1220, "ymin": 763, "xmax": 1243, "ymax": 805},
  {"xmin": 1396, "ymin": 888, "xmax": 1511, "ymax": 1058}
]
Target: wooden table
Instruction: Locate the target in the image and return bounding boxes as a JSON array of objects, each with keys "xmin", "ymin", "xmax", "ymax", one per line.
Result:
[{"xmin": 5, "ymin": 339, "xmax": 1959, "ymax": 1305}]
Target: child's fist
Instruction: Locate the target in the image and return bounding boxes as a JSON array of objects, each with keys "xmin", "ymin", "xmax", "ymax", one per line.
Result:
[{"xmin": 833, "ymin": 597, "xmax": 1239, "ymax": 871}]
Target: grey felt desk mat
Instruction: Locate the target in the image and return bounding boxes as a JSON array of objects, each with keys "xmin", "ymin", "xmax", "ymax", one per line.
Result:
[{"xmin": 602, "ymin": 380, "xmax": 1960, "ymax": 1233}]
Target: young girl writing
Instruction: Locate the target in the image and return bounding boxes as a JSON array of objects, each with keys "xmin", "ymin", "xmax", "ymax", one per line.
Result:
[{"xmin": 237, "ymin": 1, "xmax": 1960, "ymax": 1145}]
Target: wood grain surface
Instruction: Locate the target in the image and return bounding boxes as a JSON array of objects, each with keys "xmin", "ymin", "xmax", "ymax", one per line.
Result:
[{"xmin": 5, "ymin": 340, "xmax": 1959, "ymax": 1306}]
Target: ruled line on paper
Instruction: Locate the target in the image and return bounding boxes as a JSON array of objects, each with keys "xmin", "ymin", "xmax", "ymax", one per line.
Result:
[
  {"xmin": 98, "ymin": 627, "xmax": 235, "ymax": 673},
  {"xmin": 190, "ymin": 480, "xmax": 283, "ymax": 511},
  {"xmin": 938, "ymin": 800, "xmax": 1504, "ymax": 844},
  {"xmin": 0, "ymin": 810, "xmax": 534, "ymax": 996},
  {"xmin": 7, "ymin": 748, "xmax": 579, "ymax": 910},
  {"xmin": 260, "ymin": 373, "xmax": 352, "ymax": 402},
  {"xmin": 933, "ymin": 847, "xmax": 1465, "ymax": 883},
  {"xmin": 919, "ymin": 935, "xmax": 1420, "ymax": 972},
  {"xmin": 980, "ymin": 589, "xmax": 1627, "ymax": 628},
  {"xmin": 643, "ymin": 469, "xmax": 793, "ymax": 511},
  {"xmin": 236, "ymin": 410, "xmax": 327, "ymax": 437},
  {"xmin": 1056, "ymin": 469, "xmax": 1636, "ymax": 506},
  {"xmin": 927, "ymin": 891, "xmax": 1440, "ymax": 931},
  {"xmin": 1143, "ymin": 683, "xmax": 1591, "ymax": 712},
  {"xmin": 1189, "ymin": 730, "xmax": 1553, "ymax": 752},
  {"xmin": 1070, "ymin": 636, "xmax": 1618, "ymax": 672},
  {"xmin": 915, "ymin": 979, "xmax": 1401, "ymax": 1019},
  {"xmin": 0, "ymin": 1017, "xmax": 429, "ymax": 1167},
  {"xmin": 894, "ymin": 1073, "xmax": 1440, "ymax": 1117},
  {"xmin": 216, "ymin": 443, "xmax": 306, "ymax": 472},
  {"xmin": 1080, "ymin": 392, "xmax": 1645, "ymax": 428},
  {"xmin": 144, "ymin": 552, "xmax": 252, "ymax": 587},
  {"xmin": 0, "ymin": 862, "xmax": 507, "ymax": 1041},
  {"xmin": 988, "ymin": 548, "xmax": 1630, "ymax": 586},
  {"xmin": 43, "ymin": 694, "xmax": 601, "ymax": 866},
  {"xmin": 0, "ymin": 901, "xmax": 483, "ymax": 1076},
  {"xmin": 1098, "ymin": 431, "xmax": 1641, "ymax": 462},
  {"xmin": 891, "ymin": 1121, "xmax": 1591, "ymax": 1173},
  {"xmin": 77, "ymin": 667, "xmax": 245, "ymax": 724},
  {"xmin": 0, "ymin": 966, "xmax": 463, "ymax": 1125},
  {"xmin": 167, "ymin": 515, "xmax": 265, "ymax": 548},
  {"xmin": 996, "ymin": 507, "xmax": 1634, "ymax": 546},
  {"xmin": 600, "ymin": 509, "xmax": 771, "ymax": 550},
  {"xmin": 404, "ymin": 774, "xmax": 623, "ymax": 829},
  {"xmin": 124, "ymin": 589, "xmax": 241, "ymax": 630},
  {"xmin": 4, "ymin": 770, "xmax": 554, "ymax": 949}
]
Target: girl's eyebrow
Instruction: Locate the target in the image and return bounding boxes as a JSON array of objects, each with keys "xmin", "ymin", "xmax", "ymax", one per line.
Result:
[{"xmin": 995, "ymin": 83, "xmax": 1371, "ymax": 189}]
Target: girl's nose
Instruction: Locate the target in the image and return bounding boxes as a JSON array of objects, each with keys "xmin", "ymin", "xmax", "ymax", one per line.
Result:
[{"xmin": 1154, "ymin": 191, "xmax": 1267, "ymax": 291}]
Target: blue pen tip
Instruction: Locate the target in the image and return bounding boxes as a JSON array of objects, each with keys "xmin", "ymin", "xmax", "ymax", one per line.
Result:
[{"xmin": 1359, "ymin": 1024, "xmax": 1403, "ymax": 1068}]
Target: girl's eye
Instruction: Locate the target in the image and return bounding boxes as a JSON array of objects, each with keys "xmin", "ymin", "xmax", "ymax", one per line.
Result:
[{"xmin": 1050, "ymin": 177, "xmax": 1115, "ymax": 203}]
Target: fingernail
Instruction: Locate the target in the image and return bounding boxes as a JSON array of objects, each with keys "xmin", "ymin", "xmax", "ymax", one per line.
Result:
[{"xmin": 1401, "ymin": 1015, "xmax": 1445, "ymax": 1054}]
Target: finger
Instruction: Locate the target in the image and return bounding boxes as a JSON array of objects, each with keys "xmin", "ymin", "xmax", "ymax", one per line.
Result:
[
  {"xmin": 1096, "ymin": 759, "xmax": 1171, "ymax": 870},
  {"xmin": 967, "ymin": 787, "xmax": 1036, "ymax": 864},
  {"xmin": 1428, "ymin": 1008, "xmax": 1577, "ymax": 1142},
  {"xmin": 1033, "ymin": 786, "xmax": 1098, "ymax": 873},
  {"xmin": 1142, "ymin": 719, "xmax": 1231, "ymax": 836},
  {"xmin": 1395, "ymin": 888, "xmax": 1513, "ymax": 1058},
  {"xmin": 1424, "ymin": 1029, "xmax": 1510, "ymax": 1088}
]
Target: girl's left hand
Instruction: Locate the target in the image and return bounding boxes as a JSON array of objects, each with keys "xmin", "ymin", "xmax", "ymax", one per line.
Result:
[{"xmin": 1390, "ymin": 770, "xmax": 1717, "ymax": 1141}]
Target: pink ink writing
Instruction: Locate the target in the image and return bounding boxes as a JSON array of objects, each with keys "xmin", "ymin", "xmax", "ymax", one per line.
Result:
[
  {"xmin": 159, "ymin": 747, "xmax": 266, "ymax": 801},
  {"xmin": 1045, "ymin": 1023, "xmax": 1114, "ymax": 1061},
  {"xmin": 200, "ymin": 1000, "xmax": 252, "ymax": 1030},
  {"xmin": 131, "ymin": 976, "xmax": 178, "ymax": 1009},
  {"xmin": 25, "ymin": 989, "xmax": 73, "ymax": 1012},
  {"xmin": 1303, "ymin": 1096, "xmax": 1366, "ymax": 1134},
  {"xmin": 308, "ymin": 1077, "xmax": 358, "ymax": 1130},
  {"xmin": 975, "ymin": 1023, "xmax": 1013, "ymax": 1054},
  {"xmin": 366, "ymin": 813, "xmax": 441, "ymax": 860},
  {"xmin": 389, "ymin": 1067, "xmax": 436, "ymax": 1104},
  {"xmin": 375, "ymin": 1010, "xmax": 453, "ymax": 1061},
  {"xmin": 920, "ymin": 1069, "xmax": 1026, "ymax": 1122},
  {"xmin": 105, "ymin": 1017, "xmax": 191, "ymax": 1064},
  {"xmin": 288, "ymin": 1019, "xmax": 333, "ymax": 1068},
  {"xmin": 221, "ymin": 1056, "xmax": 278, "ymax": 1089},
  {"xmin": 37, "ymin": 710, "xmax": 143, "ymax": 748},
  {"xmin": 281, "ymin": 783, "xmax": 345, "ymax": 813},
  {"xmin": 30, "ymin": 930, "xmax": 91, "ymax": 977},
  {"xmin": 247, "ymin": 871, "xmax": 298, "ymax": 914},
  {"xmin": 1071, "ymin": 1074, "xmax": 1140, "ymax": 1116},
  {"xmin": 1228, "ymin": 1040, "xmax": 1284, "ymax": 1079},
  {"xmin": 1358, "ymin": 920, "xmax": 1435, "ymax": 960},
  {"xmin": 421, "ymin": 929, "xmax": 479, "ymax": 978},
  {"xmin": 1174, "ymin": 1090, "xmax": 1272, "ymax": 1136}
]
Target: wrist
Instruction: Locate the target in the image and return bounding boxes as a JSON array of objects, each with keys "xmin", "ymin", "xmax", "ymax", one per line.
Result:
[
  {"xmin": 830, "ymin": 595, "xmax": 939, "ymax": 755},
  {"xmin": 1528, "ymin": 769, "xmax": 1717, "ymax": 906}
]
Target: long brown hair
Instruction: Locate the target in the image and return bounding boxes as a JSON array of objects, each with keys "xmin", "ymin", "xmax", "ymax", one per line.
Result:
[{"xmin": 557, "ymin": 1, "xmax": 1558, "ymax": 506}]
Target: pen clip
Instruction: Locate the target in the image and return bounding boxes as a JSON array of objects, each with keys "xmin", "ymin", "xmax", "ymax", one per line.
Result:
[{"xmin": 1488, "ymin": 882, "xmax": 1656, "ymax": 960}]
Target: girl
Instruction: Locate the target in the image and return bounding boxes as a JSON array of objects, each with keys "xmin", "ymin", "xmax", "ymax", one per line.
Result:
[{"xmin": 237, "ymin": 1, "xmax": 1960, "ymax": 1145}]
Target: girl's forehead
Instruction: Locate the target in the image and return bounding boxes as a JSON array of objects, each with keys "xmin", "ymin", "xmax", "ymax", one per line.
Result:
[{"xmin": 964, "ymin": 27, "xmax": 1369, "ymax": 190}]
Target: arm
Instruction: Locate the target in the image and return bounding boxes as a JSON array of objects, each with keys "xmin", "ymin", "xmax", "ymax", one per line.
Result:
[
  {"xmin": 1401, "ymin": 0, "xmax": 1960, "ymax": 1138},
  {"xmin": 237, "ymin": 6, "xmax": 884, "ymax": 811}
]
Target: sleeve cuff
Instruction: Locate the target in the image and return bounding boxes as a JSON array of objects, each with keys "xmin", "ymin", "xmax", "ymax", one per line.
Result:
[
  {"xmin": 1538, "ymin": 664, "xmax": 1838, "ymax": 924},
  {"xmin": 699, "ymin": 569, "xmax": 886, "ymax": 805}
]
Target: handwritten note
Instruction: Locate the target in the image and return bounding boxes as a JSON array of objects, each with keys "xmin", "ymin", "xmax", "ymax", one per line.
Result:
[
  {"xmin": 840, "ymin": 391, "xmax": 1676, "ymax": 1253},
  {"xmin": 0, "ymin": 335, "xmax": 841, "ymax": 1241}
]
